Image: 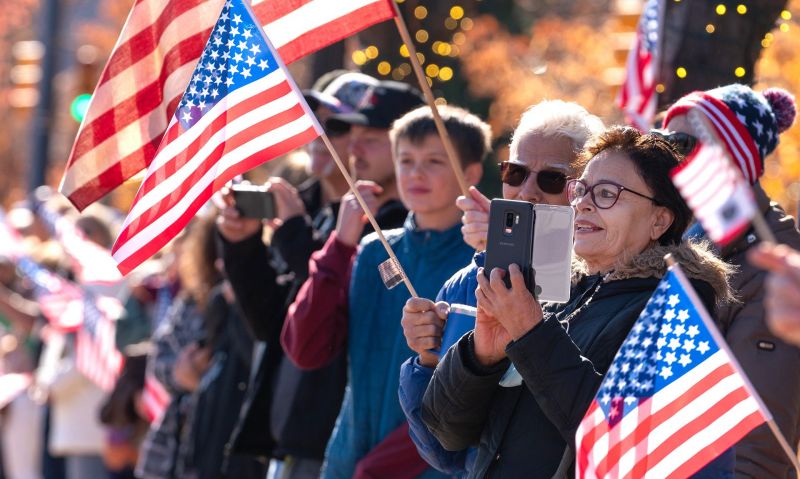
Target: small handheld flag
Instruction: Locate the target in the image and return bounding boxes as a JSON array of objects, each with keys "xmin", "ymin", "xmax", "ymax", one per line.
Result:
[
  {"xmin": 576, "ymin": 265, "xmax": 766, "ymax": 479},
  {"xmin": 671, "ymin": 142, "xmax": 757, "ymax": 247},
  {"xmin": 378, "ymin": 257, "xmax": 406, "ymax": 290},
  {"xmin": 111, "ymin": 0, "xmax": 322, "ymax": 275}
]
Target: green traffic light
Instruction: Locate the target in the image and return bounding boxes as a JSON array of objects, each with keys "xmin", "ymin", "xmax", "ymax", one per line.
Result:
[{"xmin": 70, "ymin": 93, "xmax": 92, "ymax": 122}]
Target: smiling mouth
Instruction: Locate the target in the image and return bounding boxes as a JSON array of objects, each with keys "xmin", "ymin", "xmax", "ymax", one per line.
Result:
[{"xmin": 575, "ymin": 225, "xmax": 602, "ymax": 232}]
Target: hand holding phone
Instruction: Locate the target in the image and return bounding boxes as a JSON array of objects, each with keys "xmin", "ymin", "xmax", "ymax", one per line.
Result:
[{"xmin": 483, "ymin": 199, "xmax": 535, "ymax": 292}]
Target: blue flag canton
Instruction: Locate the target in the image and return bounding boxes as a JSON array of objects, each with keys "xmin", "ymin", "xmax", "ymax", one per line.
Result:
[
  {"xmin": 81, "ymin": 293, "xmax": 104, "ymax": 336},
  {"xmin": 176, "ymin": 0, "xmax": 279, "ymax": 130},
  {"xmin": 17, "ymin": 256, "xmax": 61, "ymax": 294},
  {"xmin": 597, "ymin": 270, "xmax": 719, "ymax": 424},
  {"xmin": 639, "ymin": 0, "xmax": 660, "ymax": 51}
]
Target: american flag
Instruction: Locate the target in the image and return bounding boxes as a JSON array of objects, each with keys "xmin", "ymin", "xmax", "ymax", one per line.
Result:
[
  {"xmin": 76, "ymin": 292, "xmax": 125, "ymax": 391},
  {"xmin": 34, "ymin": 204, "xmax": 123, "ymax": 288},
  {"xmin": 15, "ymin": 256, "xmax": 85, "ymax": 331},
  {"xmin": 576, "ymin": 266, "xmax": 766, "ymax": 479},
  {"xmin": 59, "ymin": 0, "xmax": 395, "ymax": 211},
  {"xmin": 142, "ymin": 372, "xmax": 171, "ymax": 423},
  {"xmin": 111, "ymin": 0, "xmax": 323, "ymax": 275},
  {"xmin": 671, "ymin": 143, "xmax": 757, "ymax": 247},
  {"xmin": 618, "ymin": 0, "xmax": 661, "ymax": 131}
]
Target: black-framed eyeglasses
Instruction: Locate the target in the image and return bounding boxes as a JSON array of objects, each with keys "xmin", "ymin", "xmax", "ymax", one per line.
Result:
[
  {"xmin": 650, "ymin": 129, "xmax": 698, "ymax": 156},
  {"xmin": 567, "ymin": 179, "xmax": 659, "ymax": 209},
  {"xmin": 498, "ymin": 161, "xmax": 569, "ymax": 194}
]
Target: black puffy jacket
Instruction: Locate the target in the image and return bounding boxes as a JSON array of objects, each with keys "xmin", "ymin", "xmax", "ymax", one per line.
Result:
[{"xmin": 421, "ymin": 243, "xmax": 732, "ymax": 478}]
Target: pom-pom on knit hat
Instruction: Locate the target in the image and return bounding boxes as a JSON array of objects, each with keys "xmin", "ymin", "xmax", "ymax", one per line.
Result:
[{"xmin": 663, "ymin": 84, "xmax": 796, "ymax": 184}]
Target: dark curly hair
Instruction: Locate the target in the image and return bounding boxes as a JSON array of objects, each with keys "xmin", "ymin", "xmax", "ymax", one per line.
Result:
[{"xmin": 577, "ymin": 126, "xmax": 692, "ymax": 246}]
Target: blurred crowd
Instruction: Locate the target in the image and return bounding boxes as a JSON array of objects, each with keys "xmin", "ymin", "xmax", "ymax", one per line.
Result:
[{"xmin": 1, "ymin": 69, "xmax": 800, "ymax": 479}]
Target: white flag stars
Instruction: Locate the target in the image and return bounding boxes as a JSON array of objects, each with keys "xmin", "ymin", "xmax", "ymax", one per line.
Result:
[{"xmin": 177, "ymin": 1, "xmax": 276, "ymax": 129}]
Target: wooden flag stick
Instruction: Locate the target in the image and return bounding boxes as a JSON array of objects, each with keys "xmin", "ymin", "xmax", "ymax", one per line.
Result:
[
  {"xmin": 391, "ymin": 2, "xmax": 470, "ymax": 197},
  {"xmin": 686, "ymin": 110, "xmax": 776, "ymax": 244},
  {"xmin": 666, "ymin": 254, "xmax": 800, "ymax": 475},
  {"xmin": 320, "ymin": 132, "xmax": 418, "ymax": 298}
]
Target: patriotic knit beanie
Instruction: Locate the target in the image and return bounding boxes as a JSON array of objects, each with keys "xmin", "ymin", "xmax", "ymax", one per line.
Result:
[{"xmin": 662, "ymin": 84, "xmax": 796, "ymax": 185}]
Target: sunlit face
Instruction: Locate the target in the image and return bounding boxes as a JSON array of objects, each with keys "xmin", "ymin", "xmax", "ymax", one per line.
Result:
[
  {"xmin": 503, "ymin": 132, "xmax": 575, "ymax": 205},
  {"xmin": 395, "ymin": 135, "xmax": 464, "ymax": 215},
  {"xmin": 349, "ymin": 125, "xmax": 394, "ymax": 187},
  {"xmin": 572, "ymin": 150, "xmax": 673, "ymax": 273}
]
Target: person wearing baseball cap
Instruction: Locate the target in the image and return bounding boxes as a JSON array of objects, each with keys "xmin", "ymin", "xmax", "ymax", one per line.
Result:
[
  {"xmin": 325, "ymin": 81, "xmax": 425, "ymax": 206},
  {"xmin": 662, "ymin": 84, "xmax": 800, "ymax": 478}
]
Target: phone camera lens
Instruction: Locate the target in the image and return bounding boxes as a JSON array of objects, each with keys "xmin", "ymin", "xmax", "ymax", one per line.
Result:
[{"xmin": 505, "ymin": 212, "xmax": 514, "ymax": 228}]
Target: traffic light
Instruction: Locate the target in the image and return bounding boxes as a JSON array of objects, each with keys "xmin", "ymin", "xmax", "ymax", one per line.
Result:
[
  {"xmin": 9, "ymin": 40, "xmax": 44, "ymax": 109},
  {"xmin": 70, "ymin": 44, "xmax": 100, "ymax": 123}
]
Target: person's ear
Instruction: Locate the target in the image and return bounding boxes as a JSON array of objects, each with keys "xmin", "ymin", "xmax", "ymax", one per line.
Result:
[
  {"xmin": 463, "ymin": 162, "xmax": 483, "ymax": 187},
  {"xmin": 651, "ymin": 206, "xmax": 675, "ymax": 241}
]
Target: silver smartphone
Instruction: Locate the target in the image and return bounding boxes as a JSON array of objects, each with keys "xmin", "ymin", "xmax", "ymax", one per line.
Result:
[{"xmin": 532, "ymin": 204, "xmax": 574, "ymax": 303}]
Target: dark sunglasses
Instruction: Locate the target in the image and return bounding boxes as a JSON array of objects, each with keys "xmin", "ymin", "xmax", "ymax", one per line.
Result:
[
  {"xmin": 650, "ymin": 129, "xmax": 698, "ymax": 156},
  {"xmin": 498, "ymin": 161, "xmax": 569, "ymax": 194},
  {"xmin": 567, "ymin": 179, "xmax": 659, "ymax": 210}
]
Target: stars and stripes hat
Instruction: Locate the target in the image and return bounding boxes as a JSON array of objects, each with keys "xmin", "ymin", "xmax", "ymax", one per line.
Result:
[{"xmin": 663, "ymin": 84, "xmax": 796, "ymax": 184}]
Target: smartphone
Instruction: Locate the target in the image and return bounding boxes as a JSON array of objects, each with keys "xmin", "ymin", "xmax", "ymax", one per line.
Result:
[
  {"xmin": 484, "ymin": 199, "xmax": 535, "ymax": 292},
  {"xmin": 532, "ymin": 204, "xmax": 574, "ymax": 303},
  {"xmin": 232, "ymin": 184, "xmax": 276, "ymax": 219}
]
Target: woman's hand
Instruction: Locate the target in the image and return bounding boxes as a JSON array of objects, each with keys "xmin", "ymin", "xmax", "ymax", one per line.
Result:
[
  {"xmin": 457, "ymin": 186, "xmax": 490, "ymax": 250},
  {"xmin": 472, "ymin": 304, "xmax": 512, "ymax": 367},
  {"xmin": 401, "ymin": 297, "xmax": 449, "ymax": 368},
  {"xmin": 476, "ymin": 264, "xmax": 543, "ymax": 341}
]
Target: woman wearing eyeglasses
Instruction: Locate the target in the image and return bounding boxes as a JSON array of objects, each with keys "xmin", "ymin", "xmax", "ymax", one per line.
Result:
[
  {"xmin": 420, "ymin": 126, "xmax": 736, "ymax": 478},
  {"xmin": 398, "ymin": 101, "xmax": 603, "ymax": 477}
]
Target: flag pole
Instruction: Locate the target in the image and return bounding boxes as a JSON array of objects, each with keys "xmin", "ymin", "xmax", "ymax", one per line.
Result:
[
  {"xmin": 665, "ymin": 254, "xmax": 800, "ymax": 474},
  {"xmin": 319, "ymin": 132, "xmax": 418, "ymax": 298},
  {"xmin": 685, "ymin": 111, "xmax": 776, "ymax": 244},
  {"xmin": 390, "ymin": 3, "xmax": 470, "ymax": 198}
]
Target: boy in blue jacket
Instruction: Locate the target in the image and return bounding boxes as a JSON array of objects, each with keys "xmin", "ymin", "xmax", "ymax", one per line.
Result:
[{"xmin": 281, "ymin": 105, "xmax": 491, "ymax": 479}]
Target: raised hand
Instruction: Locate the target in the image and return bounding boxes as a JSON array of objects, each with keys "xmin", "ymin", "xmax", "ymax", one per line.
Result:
[
  {"xmin": 457, "ymin": 186, "xmax": 491, "ymax": 250},
  {"xmin": 336, "ymin": 181, "xmax": 383, "ymax": 247}
]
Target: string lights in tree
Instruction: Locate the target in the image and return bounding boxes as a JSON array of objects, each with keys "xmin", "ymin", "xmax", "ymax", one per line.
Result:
[
  {"xmin": 349, "ymin": 1, "xmax": 474, "ymax": 95},
  {"xmin": 673, "ymin": 4, "xmax": 796, "ymax": 82}
]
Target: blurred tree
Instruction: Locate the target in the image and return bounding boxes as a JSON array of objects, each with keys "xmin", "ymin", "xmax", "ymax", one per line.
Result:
[
  {"xmin": 658, "ymin": 0, "xmax": 789, "ymax": 108},
  {"xmin": 755, "ymin": 2, "xmax": 800, "ymax": 216}
]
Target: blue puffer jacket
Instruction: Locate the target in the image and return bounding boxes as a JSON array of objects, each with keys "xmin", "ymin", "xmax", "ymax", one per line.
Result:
[
  {"xmin": 399, "ymin": 252, "xmax": 734, "ymax": 478},
  {"xmin": 322, "ymin": 215, "xmax": 474, "ymax": 479}
]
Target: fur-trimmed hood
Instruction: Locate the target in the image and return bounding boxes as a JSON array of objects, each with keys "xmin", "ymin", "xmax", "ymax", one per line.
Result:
[{"xmin": 572, "ymin": 241, "xmax": 736, "ymax": 305}]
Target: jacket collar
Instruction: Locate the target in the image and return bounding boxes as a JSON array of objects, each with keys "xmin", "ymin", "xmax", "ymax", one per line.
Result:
[
  {"xmin": 402, "ymin": 213, "xmax": 466, "ymax": 250},
  {"xmin": 571, "ymin": 241, "xmax": 735, "ymax": 304}
]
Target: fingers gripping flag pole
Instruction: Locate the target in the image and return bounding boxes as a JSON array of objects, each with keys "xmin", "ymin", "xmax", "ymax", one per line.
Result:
[
  {"xmin": 575, "ymin": 257, "xmax": 794, "ymax": 479},
  {"xmin": 318, "ymin": 133, "xmax": 418, "ymax": 297}
]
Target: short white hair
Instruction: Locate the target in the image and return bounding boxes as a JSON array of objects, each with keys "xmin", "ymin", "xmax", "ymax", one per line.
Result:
[{"xmin": 508, "ymin": 100, "xmax": 605, "ymax": 162}]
